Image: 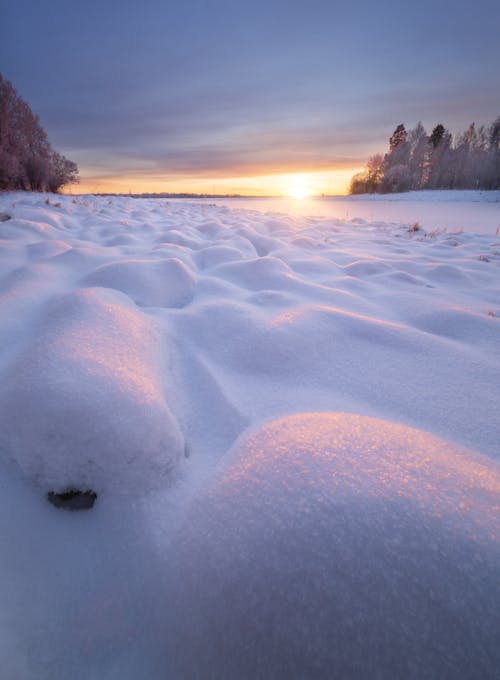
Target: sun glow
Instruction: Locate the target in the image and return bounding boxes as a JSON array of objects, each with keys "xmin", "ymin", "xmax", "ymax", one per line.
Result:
[
  {"xmin": 287, "ymin": 185, "xmax": 312, "ymax": 200},
  {"xmin": 71, "ymin": 168, "xmax": 360, "ymax": 197},
  {"xmin": 285, "ymin": 174, "xmax": 314, "ymax": 200}
]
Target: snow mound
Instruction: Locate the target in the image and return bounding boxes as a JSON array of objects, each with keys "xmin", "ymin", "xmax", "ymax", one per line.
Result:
[
  {"xmin": 164, "ymin": 413, "xmax": 500, "ymax": 679},
  {"xmin": 212, "ymin": 255, "xmax": 293, "ymax": 290},
  {"xmin": 82, "ymin": 257, "xmax": 196, "ymax": 308},
  {"xmin": 0, "ymin": 286, "xmax": 184, "ymax": 493},
  {"xmin": 196, "ymin": 244, "xmax": 243, "ymax": 268}
]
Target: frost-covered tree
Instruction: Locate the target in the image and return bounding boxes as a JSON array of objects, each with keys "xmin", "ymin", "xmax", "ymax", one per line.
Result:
[
  {"xmin": 379, "ymin": 123, "xmax": 416, "ymax": 192},
  {"xmin": 349, "ymin": 154, "xmax": 384, "ymax": 194},
  {"xmin": 386, "ymin": 124, "xmax": 410, "ymax": 170},
  {"xmin": 389, "ymin": 124, "xmax": 408, "ymax": 152},
  {"xmin": 407, "ymin": 122, "xmax": 429, "ymax": 189},
  {"xmin": 0, "ymin": 77, "xmax": 23, "ymax": 189},
  {"xmin": 350, "ymin": 117, "xmax": 500, "ymax": 194},
  {"xmin": 489, "ymin": 117, "xmax": 500, "ymax": 150},
  {"xmin": 453, "ymin": 123, "xmax": 477, "ymax": 188},
  {"xmin": 427, "ymin": 125, "xmax": 453, "ymax": 189},
  {"xmin": 47, "ymin": 152, "xmax": 79, "ymax": 193},
  {"xmin": 379, "ymin": 163, "xmax": 412, "ymax": 193},
  {"xmin": 0, "ymin": 73, "xmax": 78, "ymax": 192},
  {"xmin": 429, "ymin": 124, "xmax": 445, "ymax": 149},
  {"xmin": 488, "ymin": 116, "xmax": 500, "ymax": 188}
]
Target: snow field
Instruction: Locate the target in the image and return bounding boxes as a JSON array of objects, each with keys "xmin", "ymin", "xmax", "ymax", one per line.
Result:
[
  {"xmin": 213, "ymin": 190, "xmax": 500, "ymax": 233},
  {"xmin": 0, "ymin": 192, "xmax": 499, "ymax": 678}
]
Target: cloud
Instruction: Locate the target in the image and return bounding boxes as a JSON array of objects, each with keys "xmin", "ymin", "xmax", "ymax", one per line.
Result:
[{"xmin": 2, "ymin": 0, "xmax": 499, "ymax": 185}]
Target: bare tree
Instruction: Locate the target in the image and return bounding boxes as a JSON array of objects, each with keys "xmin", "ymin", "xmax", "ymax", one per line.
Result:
[
  {"xmin": 0, "ymin": 73, "xmax": 79, "ymax": 192},
  {"xmin": 48, "ymin": 153, "xmax": 79, "ymax": 192},
  {"xmin": 349, "ymin": 154, "xmax": 384, "ymax": 194}
]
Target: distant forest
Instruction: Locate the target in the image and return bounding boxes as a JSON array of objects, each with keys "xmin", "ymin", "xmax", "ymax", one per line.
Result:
[
  {"xmin": 350, "ymin": 118, "xmax": 500, "ymax": 194},
  {"xmin": 0, "ymin": 74, "xmax": 78, "ymax": 192}
]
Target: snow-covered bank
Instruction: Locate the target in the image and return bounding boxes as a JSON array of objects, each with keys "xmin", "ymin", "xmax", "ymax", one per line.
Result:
[
  {"xmin": 212, "ymin": 189, "xmax": 500, "ymax": 233},
  {"xmin": 0, "ymin": 192, "xmax": 499, "ymax": 678},
  {"xmin": 341, "ymin": 189, "xmax": 500, "ymax": 202}
]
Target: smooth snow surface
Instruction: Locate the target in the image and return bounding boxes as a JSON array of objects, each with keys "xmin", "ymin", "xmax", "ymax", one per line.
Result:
[
  {"xmin": 0, "ymin": 286, "xmax": 184, "ymax": 492},
  {"xmin": 163, "ymin": 413, "xmax": 500, "ymax": 679},
  {"xmin": 212, "ymin": 190, "xmax": 500, "ymax": 234},
  {"xmin": 0, "ymin": 192, "xmax": 499, "ymax": 678}
]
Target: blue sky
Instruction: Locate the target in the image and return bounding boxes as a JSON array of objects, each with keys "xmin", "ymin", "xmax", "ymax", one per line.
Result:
[{"xmin": 2, "ymin": 0, "xmax": 499, "ymax": 193}]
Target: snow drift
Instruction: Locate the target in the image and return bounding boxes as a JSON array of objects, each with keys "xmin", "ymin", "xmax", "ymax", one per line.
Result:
[
  {"xmin": 0, "ymin": 286, "xmax": 184, "ymax": 493},
  {"xmin": 0, "ymin": 192, "xmax": 498, "ymax": 678},
  {"xmin": 163, "ymin": 412, "xmax": 500, "ymax": 679}
]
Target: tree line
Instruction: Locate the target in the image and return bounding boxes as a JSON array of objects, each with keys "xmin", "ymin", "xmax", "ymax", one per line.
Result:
[
  {"xmin": 350, "ymin": 118, "xmax": 500, "ymax": 194},
  {"xmin": 0, "ymin": 74, "xmax": 78, "ymax": 192}
]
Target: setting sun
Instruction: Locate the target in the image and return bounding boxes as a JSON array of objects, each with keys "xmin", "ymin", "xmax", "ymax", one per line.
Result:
[
  {"xmin": 284, "ymin": 174, "xmax": 315, "ymax": 199},
  {"xmin": 287, "ymin": 185, "xmax": 312, "ymax": 199},
  {"xmin": 71, "ymin": 169, "xmax": 357, "ymax": 197}
]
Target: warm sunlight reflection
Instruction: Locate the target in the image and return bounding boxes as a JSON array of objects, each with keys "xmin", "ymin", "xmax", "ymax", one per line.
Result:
[
  {"xmin": 221, "ymin": 413, "xmax": 500, "ymax": 537},
  {"xmin": 58, "ymin": 292, "xmax": 161, "ymax": 404}
]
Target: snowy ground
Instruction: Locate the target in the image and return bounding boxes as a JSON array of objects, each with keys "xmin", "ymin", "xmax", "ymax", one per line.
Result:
[
  {"xmin": 0, "ymin": 192, "xmax": 499, "ymax": 678},
  {"xmin": 212, "ymin": 189, "xmax": 500, "ymax": 233}
]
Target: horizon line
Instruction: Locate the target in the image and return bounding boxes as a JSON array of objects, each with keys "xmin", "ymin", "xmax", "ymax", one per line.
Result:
[{"xmin": 70, "ymin": 191, "xmax": 344, "ymax": 199}]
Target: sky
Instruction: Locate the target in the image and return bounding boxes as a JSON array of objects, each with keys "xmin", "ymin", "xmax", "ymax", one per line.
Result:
[{"xmin": 2, "ymin": 0, "xmax": 500, "ymax": 195}]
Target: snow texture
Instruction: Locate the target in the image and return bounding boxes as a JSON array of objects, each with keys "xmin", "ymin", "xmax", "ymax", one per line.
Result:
[
  {"xmin": 0, "ymin": 286, "xmax": 184, "ymax": 493},
  {"xmin": 163, "ymin": 413, "xmax": 500, "ymax": 679},
  {"xmin": 0, "ymin": 191, "xmax": 499, "ymax": 678}
]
